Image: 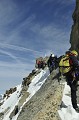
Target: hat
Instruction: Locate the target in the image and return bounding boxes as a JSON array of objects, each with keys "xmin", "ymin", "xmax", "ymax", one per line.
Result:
[
  {"xmin": 71, "ymin": 50, "xmax": 78, "ymax": 56},
  {"xmin": 52, "ymin": 54, "xmax": 54, "ymax": 57}
]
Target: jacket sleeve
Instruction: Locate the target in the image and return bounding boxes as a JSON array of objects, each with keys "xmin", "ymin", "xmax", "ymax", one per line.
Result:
[{"xmin": 70, "ymin": 56, "xmax": 79, "ymax": 68}]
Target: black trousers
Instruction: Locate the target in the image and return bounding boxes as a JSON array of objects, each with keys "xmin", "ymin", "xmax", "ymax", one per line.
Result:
[{"xmin": 65, "ymin": 72, "xmax": 78, "ymax": 108}]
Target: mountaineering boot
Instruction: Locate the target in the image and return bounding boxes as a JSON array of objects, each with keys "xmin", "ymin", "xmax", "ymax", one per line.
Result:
[
  {"xmin": 60, "ymin": 101, "xmax": 67, "ymax": 108},
  {"xmin": 74, "ymin": 106, "xmax": 79, "ymax": 113}
]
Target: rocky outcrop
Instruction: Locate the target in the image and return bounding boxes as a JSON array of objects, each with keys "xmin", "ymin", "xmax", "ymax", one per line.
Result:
[
  {"xmin": 3, "ymin": 87, "xmax": 17, "ymax": 99},
  {"xmin": 9, "ymin": 105, "xmax": 19, "ymax": 119},
  {"xmin": 22, "ymin": 69, "xmax": 40, "ymax": 87},
  {"xmin": 70, "ymin": 0, "xmax": 79, "ymax": 58},
  {"xmin": 17, "ymin": 70, "xmax": 65, "ymax": 120}
]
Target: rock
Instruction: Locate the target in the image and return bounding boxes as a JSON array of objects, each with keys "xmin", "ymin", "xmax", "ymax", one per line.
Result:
[
  {"xmin": 70, "ymin": 0, "xmax": 79, "ymax": 59},
  {"xmin": 0, "ymin": 112, "xmax": 4, "ymax": 120},
  {"xmin": 0, "ymin": 95, "xmax": 2, "ymax": 100},
  {"xmin": 17, "ymin": 70, "xmax": 64, "ymax": 120},
  {"xmin": 9, "ymin": 105, "xmax": 19, "ymax": 119}
]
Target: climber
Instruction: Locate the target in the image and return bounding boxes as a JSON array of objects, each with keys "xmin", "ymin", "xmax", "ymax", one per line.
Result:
[
  {"xmin": 59, "ymin": 50, "xmax": 79, "ymax": 112},
  {"xmin": 47, "ymin": 54, "xmax": 56, "ymax": 73}
]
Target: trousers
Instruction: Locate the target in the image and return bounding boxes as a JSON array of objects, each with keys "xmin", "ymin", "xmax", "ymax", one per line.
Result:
[{"xmin": 65, "ymin": 71, "xmax": 78, "ymax": 108}]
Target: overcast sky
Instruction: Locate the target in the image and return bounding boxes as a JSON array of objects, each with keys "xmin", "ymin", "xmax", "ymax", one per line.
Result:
[{"xmin": 0, "ymin": 0, "xmax": 75, "ymax": 94}]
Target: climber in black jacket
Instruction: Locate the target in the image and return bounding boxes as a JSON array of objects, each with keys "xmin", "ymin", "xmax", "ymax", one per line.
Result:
[{"xmin": 47, "ymin": 54, "xmax": 56, "ymax": 73}]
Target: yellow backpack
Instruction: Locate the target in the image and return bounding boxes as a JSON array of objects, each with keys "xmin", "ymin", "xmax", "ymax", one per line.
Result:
[{"xmin": 59, "ymin": 55, "xmax": 71, "ymax": 74}]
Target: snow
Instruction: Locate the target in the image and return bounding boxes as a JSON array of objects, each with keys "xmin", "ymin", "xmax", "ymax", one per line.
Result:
[
  {"xmin": 58, "ymin": 82, "xmax": 79, "ymax": 120},
  {"xmin": 28, "ymin": 69, "xmax": 50, "ymax": 95},
  {"xmin": 13, "ymin": 68, "xmax": 50, "ymax": 120},
  {"xmin": 1, "ymin": 68, "xmax": 79, "ymax": 120},
  {"xmin": 0, "ymin": 85, "xmax": 22, "ymax": 120},
  {"xmin": 0, "ymin": 68, "xmax": 50, "ymax": 120}
]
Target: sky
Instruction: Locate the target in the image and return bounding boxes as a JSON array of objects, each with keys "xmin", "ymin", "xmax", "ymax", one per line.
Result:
[{"xmin": 0, "ymin": 0, "xmax": 76, "ymax": 94}]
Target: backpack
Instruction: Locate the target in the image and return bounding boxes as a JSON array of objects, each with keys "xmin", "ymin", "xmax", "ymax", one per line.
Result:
[{"xmin": 59, "ymin": 55, "xmax": 71, "ymax": 74}]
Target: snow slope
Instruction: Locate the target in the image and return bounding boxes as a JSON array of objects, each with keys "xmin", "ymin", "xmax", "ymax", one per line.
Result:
[
  {"xmin": 0, "ymin": 68, "xmax": 50, "ymax": 120},
  {"xmin": 58, "ymin": 82, "xmax": 79, "ymax": 120},
  {"xmin": 0, "ymin": 85, "xmax": 22, "ymax": 120}
]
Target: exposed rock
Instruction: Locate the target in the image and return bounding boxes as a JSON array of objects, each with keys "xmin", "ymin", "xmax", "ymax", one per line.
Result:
[
  {"xmin": 3, "ymin": 87, "xmax": 17, "ymax": 99},
  {"xmin": 22, "ymin": 69, "xmax": 39, "ymax": 87},
  {"xmin": 0, "ymin": 112, "xmax": 4, "ymax": 120},
  {"xmin": 70, "ymin": 0, "xmax": 79, "ymax": 58},
  {"xmin": 0, "ymin": 95, "xmax": 2, "ymax": 101},
  {"xmin": 9, "ymin": 105, "xmax": 19, "ymax": 119},
  {"xmin": 0, "ymin": 101, "xmax": 4, "ymax": 106},
  {"xmin": 17, "ymin": 70, "xmax": 64, "ymax": 120},
  {"xmin": 18, "ymin": 92, "xmax": 29, "ymax": 108}
]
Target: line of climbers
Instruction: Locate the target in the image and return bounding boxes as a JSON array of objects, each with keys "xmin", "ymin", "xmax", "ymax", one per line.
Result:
[
  {"xmin": 59, "ymin": 50, "xmax": 79, "ymax": 112},
  {"xmin": 46, "ymin": 50, "xmax": 79, "ymax": 113},
  {"xmin": 35, "ymin": 54, "xmax": 59, "ymax": 72},
  {"xmin": 35, "ymin": 53, "xmax": 61, "ymax": 72}
]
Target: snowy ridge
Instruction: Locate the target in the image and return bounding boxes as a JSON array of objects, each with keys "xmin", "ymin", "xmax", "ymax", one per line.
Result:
[{"xmin": 0, "ymin": 68, "xmax": 50, "ymax": 120}]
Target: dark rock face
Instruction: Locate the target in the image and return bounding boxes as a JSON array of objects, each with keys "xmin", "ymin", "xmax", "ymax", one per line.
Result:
[{"xmin": 70, "ymin": 0, "xmax": 79, "ymax": 58}]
